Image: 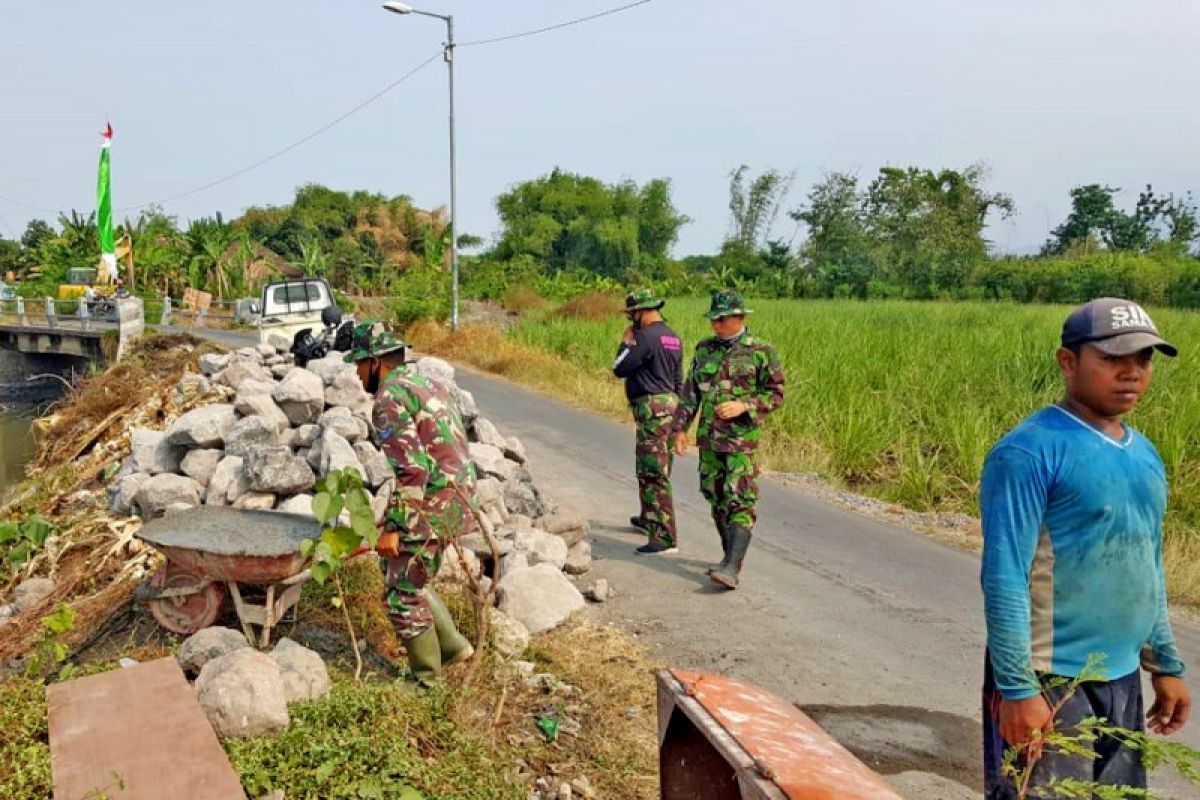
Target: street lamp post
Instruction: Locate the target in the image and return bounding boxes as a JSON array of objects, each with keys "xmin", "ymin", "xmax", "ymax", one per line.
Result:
[{"xmin": 382, "ymin": 2, "xmax": 460, "ymax": 330}]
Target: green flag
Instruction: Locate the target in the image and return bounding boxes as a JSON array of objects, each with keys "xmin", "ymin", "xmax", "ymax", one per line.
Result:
[{"xmin": 97, "ymin": 123, "xmax": 117, "ymax": 282}]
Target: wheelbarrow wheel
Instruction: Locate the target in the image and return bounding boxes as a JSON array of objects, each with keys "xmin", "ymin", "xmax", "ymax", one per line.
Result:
[{"xmin": 148, "ymin": 565, "xmax": 226, "ymax": 635}]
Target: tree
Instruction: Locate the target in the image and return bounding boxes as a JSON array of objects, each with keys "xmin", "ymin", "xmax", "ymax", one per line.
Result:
[
  {"xmin": 492, "ymin": 169, "xmax": 687, "ymax": 279},
  {"xmin": 1043, "ymin": 184, "xmax": 1200, "ymax": 255},
  {"xmin": 791, "ymin": 171, "xmax": 871, "ymax": 270},
  {"xmin": 862, "ymin": 164, "xmax": 1013, "ymax": 296},
  {"xmin": 725, "ymin": 165, "xmax": 794, "ymax": 253},
  {"xmin": 20, "ymin": 219, "xmax": 54, "ymax": 252}
]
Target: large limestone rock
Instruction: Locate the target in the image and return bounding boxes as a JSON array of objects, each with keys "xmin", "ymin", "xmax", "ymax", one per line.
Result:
[
  {"xmin": 475, "ymin": 477, "xmax": 504, "ymax": 510},
  {"xmin": 276, "ymin": 494, "xmax": 315, "ymax": 518},
  {"xmin": 412, "ymin": 356, "xmax": 455, "ymax": 387},
  {"xmin": 217, "ymin": 360, "xmax": 273, "ymax": 391},
  {"xmin": 309, "ymin": 429, "xmax": 362, "ymax": 477},
  {"xmin": 468, "ymin": 443, "xmax": 516, "ymax": 483},
  {"xmin": 110, "ymin": 470, "xmax": 151, "ymax": 515},
  {"xmin": 353, "ymin": 441, "xmax": 391, "ymax": 488},
  {"xmin": 325, "ymin": 371, "xmax": 372, "ymax": 415},
  {"xmin": 225, "ymin": 415, "xmax": 281, "ymax": 459},
  {"xmin": 455, "ymin": 388, "xmax": 478, "ymax": 424},
  {"xmin": 269, "ymin": 638, "xmax": 332, "ymax": 704},
  {"xmin": 438, "ymin": 545, "xmax": 482, "ymax": 584},
  {"xmin": 487, "ymin": 607, "xmax": 530, "ymax": 659},
  {"xmin": 180, "ymin": 449, "xmax": 223, "ymax": 488},
  {"xmin": 564, "ymin": 541, "xmax": 593, "ymax": 575},
  {"xmin": 505, "ymin": 468, "xmax": 549, "ymax": 518},
  {"xmin": 237, "ymin": 347, "xmax": 264, "ymax": 365},
  {"xmin": 318, "ymin": 407, "xmax": 368, "ymax": 444},
  {"xmin": 236, "ymin": 393, "xmax": 291, "ymax": 434},
  {"xmin": 305, "ymin": 353, "xmax": 356, "ymax": 386},
  {"xmin": 293, "ymin": 425, "xmax": 319, "ymax": 449},
  {"xmin": 543, "ymin": 508, "xmax": 589, "ymax": 548},
  {"xmin": 503, "ymin": 436, "xmax": 527, "ymax": 465},
  {"xmin": 178, "ymin": 626, "xmax": 249, "ymax": 674},
  {"xmin": 514, "ymin": 528, "xmax": 568, "ymax": 570},
  {"xmin": 206, "ymin": 456, "xmax": 249, "ymax": 507},
  {"xmin": 233, "ymin": 492, "xmax": 276, "ymax": 511},
  {"xmin": 133, "ymin": 473, "xmax": 203, "ymax": 518},
  {"xmin": 472, "ymin": 418, "xmax": 508, "ymax": 451},
  {"xmin": 272, "ymin": 369, "xmax": 325, "ymax": 426},
  {"xmin": 129, "ymin": 427, "xmax": 184, "ymax": 475},
  {"xmin": 195, "ymin": 649, "xmax": 290, "ymax": 738},
  {"xmin": 498, "ymin": 564, "xmax": 586, "ymax": 635},
  {"xmin": 245, "ymin": 447, "xmax": 316, "ymax": 495},
  {"xmin": 199, "ymin": 352, "xmax": 233, "ymax": 377},
  {"xmin": 166, "ymin": 405, "xmax": 237, "ymax": 448}
]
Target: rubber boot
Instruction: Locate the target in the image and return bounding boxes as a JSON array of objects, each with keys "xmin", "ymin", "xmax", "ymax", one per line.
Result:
[
  {"xmin": 426, "ymin": 588, "xmax": 474, "ymax": 666},
  {"xmin": 401, "ymin": 628, "xmax": 443, "ymax": 686},
  {"xmin": 705, "ymin": 525, "xmax": 733, "ymax": 576},
  {"xmin": 709, "ymin": 526, "xmax": 751, "ymax": 590}
]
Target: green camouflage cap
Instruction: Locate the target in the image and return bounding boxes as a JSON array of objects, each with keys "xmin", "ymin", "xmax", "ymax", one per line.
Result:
[
  {"xmin": 705, "ymin": 289, "xmax": 753, "ymax": 320},
  {"xmin": 624, "ymin": 287, "xmax": 665, "ymax": 313},
  {"xmin": 344, "ymin": 320, "xmax": 407, "ymax": 363}
]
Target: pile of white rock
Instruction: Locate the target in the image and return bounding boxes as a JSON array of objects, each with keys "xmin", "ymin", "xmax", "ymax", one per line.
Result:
[
  {"xmin": 178, "ymin": 626, "xmax": 331, "ymax": 738},
  {"xmin": 108, "ymin": 345, "xmax": 595, "ymax": 645}
]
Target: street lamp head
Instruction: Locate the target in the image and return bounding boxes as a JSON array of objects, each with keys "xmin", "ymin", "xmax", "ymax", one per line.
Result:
[{"xmin": 382, "ymin": 2, "xmax": 413, "ymax": 14}]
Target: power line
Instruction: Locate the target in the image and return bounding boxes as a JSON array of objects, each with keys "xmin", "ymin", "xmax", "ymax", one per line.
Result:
[
  {"xmin": 0, "ymin": 193, "xmax": 59, "ymax": 215},
  {"xmin": 116, "ymin": 50, "xmax": 442, "ymax": 212},
  {"xmin": 461, "ymin": 0, "xmax": 652, "ymax": 47},
  {"xmin": 0, "ymin": 1, "xmax": 655, "ymax": 216}
]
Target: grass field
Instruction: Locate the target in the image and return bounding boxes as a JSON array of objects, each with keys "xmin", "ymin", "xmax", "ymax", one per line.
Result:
[{"xmin": 412, "ymin": 298, "xmax": 1200, "ymax": 603}]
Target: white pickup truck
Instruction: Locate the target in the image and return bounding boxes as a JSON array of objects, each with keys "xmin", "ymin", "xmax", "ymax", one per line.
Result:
[{"xmin": 256, "ymin": 278, "xmax": 338, "ymax": 349}]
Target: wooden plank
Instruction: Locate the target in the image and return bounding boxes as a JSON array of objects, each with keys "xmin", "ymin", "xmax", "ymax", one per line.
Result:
[{"xmin": 48, "ymin": 657, "xmax": 247, "ymax": 800}]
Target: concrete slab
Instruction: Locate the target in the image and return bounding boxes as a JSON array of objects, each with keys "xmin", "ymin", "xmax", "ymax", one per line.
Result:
[{"xmin": 48, "ymin": 657, "xmax": 246, "ymax": 800}]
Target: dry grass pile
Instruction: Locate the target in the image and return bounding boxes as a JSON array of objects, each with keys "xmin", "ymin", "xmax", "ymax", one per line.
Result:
[
  {"xmin": 554, "ymin": 290, "xmax": 622, "ymax": 321},
  {"xmin": 406, "ymin": 322, "xmax": 627, "ymax": 420},
  {"xmin": 1, "ymin": 334, "xmax": 225, "ymax": 665},
  {"xmin": 32, "ymin": 334, "xmax": 219, "ymax": 470},
  {"xmin": 501, "ymin": 285, "xmax": 548, "ymax": 314}
]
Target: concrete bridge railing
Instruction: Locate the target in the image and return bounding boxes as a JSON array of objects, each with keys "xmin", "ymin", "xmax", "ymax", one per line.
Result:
[{"xmin": 0, "ymin": 297, "xmax": 144, "ymax": 362}]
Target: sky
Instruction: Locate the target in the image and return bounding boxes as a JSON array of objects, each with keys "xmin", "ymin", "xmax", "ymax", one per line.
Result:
[{"xmin": 1, "ymin": 0, "xmax": 1198, "ymax": 257}]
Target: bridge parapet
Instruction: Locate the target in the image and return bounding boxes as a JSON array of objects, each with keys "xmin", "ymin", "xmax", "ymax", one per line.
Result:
[{"xmin": 0, "ymin": 297, "xmax": 143, "ymax": 362}]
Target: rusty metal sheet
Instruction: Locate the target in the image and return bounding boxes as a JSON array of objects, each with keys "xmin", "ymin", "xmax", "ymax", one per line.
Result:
[
  {"xmin": 48, "ymin": 657, "xmax": 247, "ymax": 800},
  {"xmin": 671, "ymin": 669, "xmax": 902, "ymax": 800}
]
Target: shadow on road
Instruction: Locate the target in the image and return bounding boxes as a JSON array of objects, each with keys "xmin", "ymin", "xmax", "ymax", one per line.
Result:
[
  {"xmin": 589, "ymin": 521, "xmax": 728, "ymax": 591},
  {"xmin": 802, "ymin": 703, "xmax": 982, "ymax": 791}
]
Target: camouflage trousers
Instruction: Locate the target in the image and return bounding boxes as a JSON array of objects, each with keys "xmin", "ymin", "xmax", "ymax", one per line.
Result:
[
  {"xmin": 698, "ymin": 448, "xmax": 759, "ymax": 532},
  {"xmin": 632, "ymin": 393, "xmax": 678, "ymax": 547},
  {"xmin": 382, "ymin": 491, "xmax": 474, "ymax": 639}
]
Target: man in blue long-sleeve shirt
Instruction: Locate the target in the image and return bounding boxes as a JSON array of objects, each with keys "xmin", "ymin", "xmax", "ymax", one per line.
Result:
[{"xmin": 980, "ymin": 297, "xmax": 1191, "ymax": 798}]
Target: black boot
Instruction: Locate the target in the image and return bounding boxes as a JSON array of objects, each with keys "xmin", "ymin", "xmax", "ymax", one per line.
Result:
[
  {"xmin": 705, "ymin": 526, "xmax": 733, "ymax": 576},
  {"xmin": 709, "ymin": 526, "xmax": 751, "ymax": 590}
]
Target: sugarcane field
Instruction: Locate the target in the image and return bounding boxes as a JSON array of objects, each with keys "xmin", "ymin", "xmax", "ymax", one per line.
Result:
[{"xmin": 4, "ymin": 3, "xmax": 1200, "ymax": 799}]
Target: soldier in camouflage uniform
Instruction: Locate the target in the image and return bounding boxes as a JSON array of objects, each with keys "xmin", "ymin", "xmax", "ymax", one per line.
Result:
[
  {"xmin": 347, "ymin": 321, "xmax": 476, "ymax": 683},
  {"xmin": 613, "ymin": 288, "xmax": 684, "ymax": 554},
  {"xmin": 673, "ymin": 290, "xmax": 785, "ymax": 589}
]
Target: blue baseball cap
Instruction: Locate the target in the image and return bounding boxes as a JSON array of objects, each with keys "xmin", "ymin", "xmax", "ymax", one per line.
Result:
[{"xmin": 1061, "ymin": 297, "xmax": 1177, "ymax": 357}]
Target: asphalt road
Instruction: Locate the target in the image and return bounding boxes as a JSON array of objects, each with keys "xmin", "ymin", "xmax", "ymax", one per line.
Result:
[
  {"xmin": 167, "ymin": 325, "xmax": 1200, "ymax": 797},
  {"xmin": 452, "ymin": 365, "xmax": 1200, "ymax": 799}
]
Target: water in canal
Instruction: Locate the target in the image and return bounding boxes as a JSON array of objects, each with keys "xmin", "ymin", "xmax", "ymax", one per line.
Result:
[{"xmin": 1, "ymin": 408, "xmax": 35, "ymax": 494}]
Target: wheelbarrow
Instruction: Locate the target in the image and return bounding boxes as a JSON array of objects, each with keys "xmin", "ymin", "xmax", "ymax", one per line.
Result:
[{"xmin": 135, "ymin": 506, "xmax": 323, "ymax": 647}]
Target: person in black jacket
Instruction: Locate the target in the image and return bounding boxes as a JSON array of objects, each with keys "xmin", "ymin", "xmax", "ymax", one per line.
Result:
[{"xmin": 612, "ymin": 288, "xmax": 684, "ymax": 555}]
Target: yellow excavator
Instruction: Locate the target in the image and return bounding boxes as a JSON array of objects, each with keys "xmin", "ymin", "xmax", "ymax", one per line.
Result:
[{"xmin": 56, "ymin": 233, "xmax": 133, "ymax": 300}]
